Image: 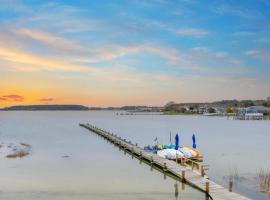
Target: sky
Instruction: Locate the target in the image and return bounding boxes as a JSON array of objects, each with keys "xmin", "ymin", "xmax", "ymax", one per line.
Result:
[{"xmin": 0, "ymin": 0, "xmax": 270, "ymax": 107}]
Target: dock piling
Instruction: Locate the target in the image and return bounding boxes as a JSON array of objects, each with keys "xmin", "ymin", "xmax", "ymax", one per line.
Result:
[
  {"xmin": 163, "ymin": 162, "xmax": 167, "ymax": 171},
  {"xmin": 182, "ymin": 170, "xmax": 186, "ymax": 182},
  {"xmin": 205, "ymin": 182, "xmax": 209, "ymax": 193}
]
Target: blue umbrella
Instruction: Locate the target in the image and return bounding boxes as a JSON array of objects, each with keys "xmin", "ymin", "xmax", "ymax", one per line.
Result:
[
  {"xmin": 192, "ymin": 133, "xmax": 196, "ymax": 149},
  {"xmin": 175, "ymin": 134, "xmax": 179, "ymax": 150}
]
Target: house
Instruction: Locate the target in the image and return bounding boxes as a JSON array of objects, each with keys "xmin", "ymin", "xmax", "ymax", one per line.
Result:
[
  {"xmin": 239, "ymin": 106, "xmax": 270, "ymax": 115},
  {"xmin": 198, "ymin": 105, "xmax": 209, "ymax": 114}
]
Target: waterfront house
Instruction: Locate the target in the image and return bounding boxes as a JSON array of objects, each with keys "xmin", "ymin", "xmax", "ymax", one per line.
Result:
[
  {"xmin": 198, "ymin": 105, "xmax": 209, "ymax": 114},
  {"xmin": 238, "ymin": 106, "xmax": 270, "ymax": 116}
]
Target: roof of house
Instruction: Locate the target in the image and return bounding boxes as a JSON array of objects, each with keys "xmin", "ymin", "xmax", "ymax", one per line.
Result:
[{"xmin": 247, "ymin": 106, "xmax": 270, "ymax": 111}]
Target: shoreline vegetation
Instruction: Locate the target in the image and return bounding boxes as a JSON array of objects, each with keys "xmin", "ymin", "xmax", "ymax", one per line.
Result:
[
  {"xmin": 163, "ymin": 111, "xmax": 198, "ymax": 115},
  {"xmin": 0, "ymin": 105, "xmax": 90, "ymax": 111},
  {"xmin": 0, "ymin": 99, "xmax": 270, "ymax": 116},
  {"xmin": 0, "ymin": 142, "xmax": 31, "ymax": 158}
]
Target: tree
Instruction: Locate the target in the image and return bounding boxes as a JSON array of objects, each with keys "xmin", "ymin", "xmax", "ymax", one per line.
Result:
[
  {"xmin": 208, "ymin": 107, "xmax": 216, "ymax": 113},
  {"xmin": 179, "ymin": 107, "xmax": 187, "ymax": 113},
  {"xmin": 240, "ymin": 100, "xmax": 254, "ymax": 107},
  {"xmin": 263, "ymin": 102, "xmax": 270, "ymax": 107},
  {"xmin": 226, "ymin": 107, "xmax": 234, "ymax": 113}
]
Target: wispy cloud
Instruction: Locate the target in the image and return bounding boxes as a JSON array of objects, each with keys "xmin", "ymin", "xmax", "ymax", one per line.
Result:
[
  {"xmin": 15, "ymin": 28, "xmax": 85, "ymax": 52},
  {"xmin": 256, "ymin": 37, "xmax": 270, "ymax": 43},
  {"xmin": 232, "ymin": 31, "xmax": 255, "ymax": 37},
  {"xmin": 211, "ymin": 4, "xmax": 264, "ymax": 19},
  {"xmin": 244, "ymin": 49, "xmax": 270, "ymax": 63},
  {"xmin": 2, "ymin": 95, "xmax": 24, "ymax": 102},
  {"xmin": 172, "ymin": 28, "xmax": 209, "ymax": 37},
  {"xmin": 2, "ymin": 2, "xmax": 101, "ymax": 34},
  {"xmin": 39, "ymin": 97, "xmax": 54, "ymax": 102}
]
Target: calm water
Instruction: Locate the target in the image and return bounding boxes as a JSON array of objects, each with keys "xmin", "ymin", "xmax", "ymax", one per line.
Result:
[
  {"xmin": 0, "ymin": 111, "xmax": 203, "ymax": 200},
  {"xmin": 0, "ymin": 111, "xmax": 269, "ymax": 200}
]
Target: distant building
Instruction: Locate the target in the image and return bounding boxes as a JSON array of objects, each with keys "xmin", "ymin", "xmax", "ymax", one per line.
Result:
[
  {"xmin": 239, "ymin": 106, "xmax": 270, "ymax": 115},
  {"xmin": 198, "ymin": 105, "xmax": 209, "ymax": 114},
  {"xmin": 267, "ymin": 96, "xmax": 270, "ymax": 102},
  {"xmin": 215, "ymin": 106, "xmax": 225, "ymax": 114},
  {"xmin": 244, "ymin": 113, "xmax": 264, "ymax": 120}
]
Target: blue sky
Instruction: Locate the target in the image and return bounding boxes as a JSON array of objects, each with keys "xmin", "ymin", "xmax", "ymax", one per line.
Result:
[{"xmin": 0, "ymin": 0, "xmax": 270, "ymax": 106}]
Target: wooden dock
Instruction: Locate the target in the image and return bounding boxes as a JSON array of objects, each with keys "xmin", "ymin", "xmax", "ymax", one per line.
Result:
[{"xmin": 80, "ymin": 123, "xmax": 252, "ymax": 200}]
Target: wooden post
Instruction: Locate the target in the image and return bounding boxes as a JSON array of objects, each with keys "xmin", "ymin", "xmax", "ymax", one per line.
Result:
[
  {"xmin": 163, "ymin": 162, "xmax": 167, "ymax": 171},
  {"xmin": 175, "ymin": 153, "xmax": 178, "ymax": 163},
  {"xmin": 150, "ymin": 156, "xmax": 154, "ymax": 164},
  {"xmin": 182, "ymin": 170, "xmax": 185, "ymax": 182},
  {"xmin": 182, "ymin": 157, "xmax": 185, "ymax": 166},
  {"xmin": 205, "ymin": 182, "xmax": 209, "ymax": 193},
  {"xmin": 229, "ymin": 181, "xmax": 233, "ymax": 192},
  {"xmin": 201, "ymin": 166, "xmax": 204, "ymax": 177}
]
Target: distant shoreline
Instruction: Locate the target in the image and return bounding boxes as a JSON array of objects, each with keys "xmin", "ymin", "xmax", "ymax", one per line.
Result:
[{"xmin": 0, "ymin": 105, "xmax": 90, "ymax": 111}]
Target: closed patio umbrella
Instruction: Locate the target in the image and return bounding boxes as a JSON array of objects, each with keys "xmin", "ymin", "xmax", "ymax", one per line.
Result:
[
  {"xmin": 192, "ymin": 133, "xmax": 196, "ymax": 149},
  {"xmin": 175, "ymin": 134, "xmax": 179, "ymax": 150}
]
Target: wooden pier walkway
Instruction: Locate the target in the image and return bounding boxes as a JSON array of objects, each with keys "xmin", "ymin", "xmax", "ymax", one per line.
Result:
[{"xmin": 80, "ymin": 123, "xmax": 252, "ymax": 200}]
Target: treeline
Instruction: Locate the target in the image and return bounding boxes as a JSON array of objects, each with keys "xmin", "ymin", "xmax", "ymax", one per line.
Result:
[
  {"xmin": 2, "ymin": 105, "xmax": 90, "ymax": 111},
  {"xmin": 212, "ymin": 99, "xmax": 270, "ymax": 107}
]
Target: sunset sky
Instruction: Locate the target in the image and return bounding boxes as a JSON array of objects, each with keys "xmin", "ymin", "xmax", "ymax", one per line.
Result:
[{"xmin": 1, "ymin": 0, "xmax": 270, "ymax": 107}]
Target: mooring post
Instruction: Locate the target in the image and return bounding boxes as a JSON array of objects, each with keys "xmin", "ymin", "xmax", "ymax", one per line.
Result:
[
  {"xmin": 150, "ymin": 155, "xmax": 154, "ymax": 164},
  {"xmin": 181, "ymin": 157, "xmax": 185, "ymax": 166},
  {"xmin": 201, "ymin": 166, "xmax": 204, "ymax": 177},
  {"xmin": 229, "ymin": 181, "xmax": 233, "ymax": 192},
  {"xmin": 206, "ymin": 182, "xmax": 209, "ymax": 193},
  {"xmin": 176, "ymin": 153, "xmax": 178, "ymax": 163},
  {"xmin": 182, "ymin": 170, "xmax": 186, "ymax": 182},
  {"xmin": 163, "ymin": 162, "xmax": 167, "ymax": 171}
]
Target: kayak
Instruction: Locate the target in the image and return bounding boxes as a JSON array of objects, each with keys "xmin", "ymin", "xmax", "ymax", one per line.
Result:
[
  {"xmin": 179, "ymin": 147, "xmax": 200, "ymax": 158},
  {"xmin": 157, "ymin": 149, "xmax": 183, "ymax": 160}
]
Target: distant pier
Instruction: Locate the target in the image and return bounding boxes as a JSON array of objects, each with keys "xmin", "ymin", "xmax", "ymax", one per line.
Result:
[{"xmin": 80, "ymin": 123, "xmax": 252, "ymax": 200}]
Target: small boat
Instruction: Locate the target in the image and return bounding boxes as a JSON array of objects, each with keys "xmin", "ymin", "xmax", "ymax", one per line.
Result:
[
  {"xmin": 157, "ymin": 149, "xmax": 183, "ymax": 160},
  {"xmin": 179, "ymin": 147, "xmax": 201, "ymax": 158}
]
